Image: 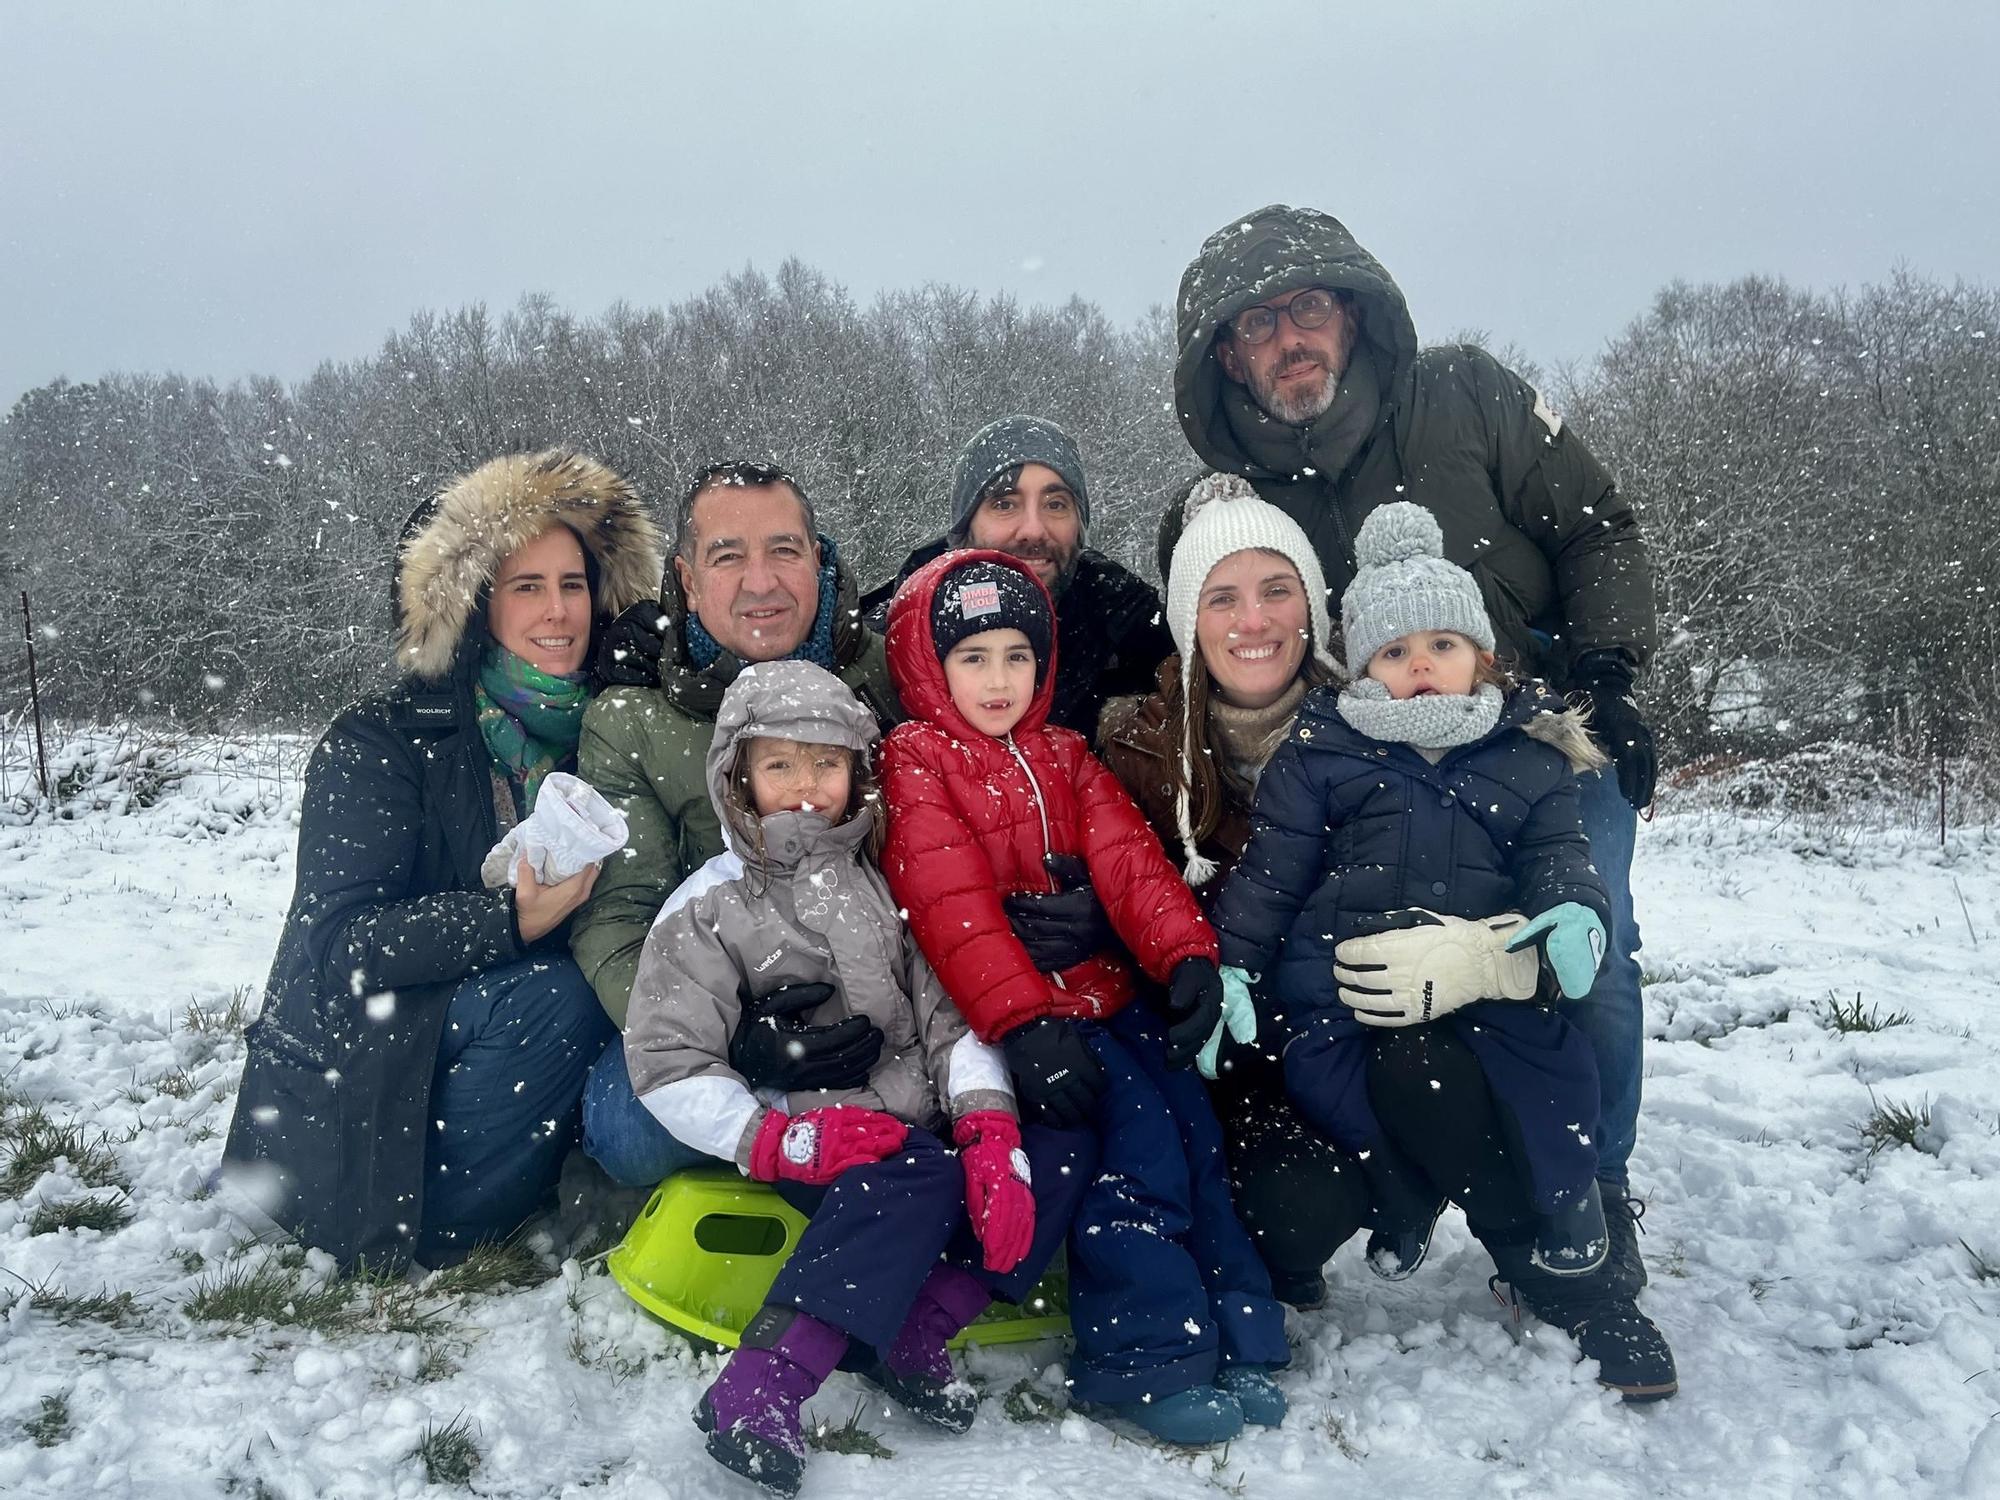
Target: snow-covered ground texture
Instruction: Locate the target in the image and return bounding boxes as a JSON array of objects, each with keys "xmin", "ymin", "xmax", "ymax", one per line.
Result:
[{"xmin": 5, "ymin": 733, "xmax": 2000, "ymax": 1499}]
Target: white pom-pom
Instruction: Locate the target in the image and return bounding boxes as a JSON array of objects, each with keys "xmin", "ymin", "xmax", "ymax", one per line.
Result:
[
  {"xmin": 1183, "ymin": 472, "xmax": 1257, "ymax": 524},
  {"xmin": 1354, "ymin": 502, "xmax": 1443, "ymax": 567}
]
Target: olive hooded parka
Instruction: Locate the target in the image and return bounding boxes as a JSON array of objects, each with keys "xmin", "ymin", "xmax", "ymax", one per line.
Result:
[{"xmin": 1172, "ymin": 205, "xmax": 1656, "ymax": 684}]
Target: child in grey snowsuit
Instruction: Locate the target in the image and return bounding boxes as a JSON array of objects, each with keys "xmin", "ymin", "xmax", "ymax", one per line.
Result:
[{"xmin": 623, "ymin": 659, "xmax": 1089, "ymax": 1498}]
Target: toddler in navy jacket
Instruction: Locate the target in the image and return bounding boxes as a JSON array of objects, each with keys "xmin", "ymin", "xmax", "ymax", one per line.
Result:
[{"xmin": 1211, "ymin": 502, "xmax": 1614, "ymax": 1279}]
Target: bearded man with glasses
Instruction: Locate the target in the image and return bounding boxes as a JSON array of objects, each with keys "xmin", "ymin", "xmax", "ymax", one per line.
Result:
[{"xmin": 1167, "ymin": 204, "xmax": 1665, "ymax": 1323}]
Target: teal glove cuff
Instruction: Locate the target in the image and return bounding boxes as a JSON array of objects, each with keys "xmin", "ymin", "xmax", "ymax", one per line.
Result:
[
  {"xmin": 1503, "ymin": 901, "xmax": 1607, "ymax": 1000},
  {"xmin": 1199, "ymin": 966, "xmax": 1260, "ymax": 1080}
]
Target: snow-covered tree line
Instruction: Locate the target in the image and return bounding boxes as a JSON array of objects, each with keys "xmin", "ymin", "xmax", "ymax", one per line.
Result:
[{"xmin": 1, "ymin": 261, "xmax": 1994, "ymax": 762}]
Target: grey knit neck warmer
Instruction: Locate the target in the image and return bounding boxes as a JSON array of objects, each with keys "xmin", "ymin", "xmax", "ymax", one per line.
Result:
[{"xmin": 1335, "ymin": 678, "xmax": 1503, "ymax": 749}]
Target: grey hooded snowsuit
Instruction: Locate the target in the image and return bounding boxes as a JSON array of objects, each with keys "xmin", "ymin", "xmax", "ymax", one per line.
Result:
[{"xmin": 622, "ymin": 660, "xmax": 1013, "ymax": 1170}]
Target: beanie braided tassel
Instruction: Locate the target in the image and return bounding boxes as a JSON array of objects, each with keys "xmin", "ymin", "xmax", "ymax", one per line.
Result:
[{"xmin": 1176, "ymin": 652, "xmax": 1220, "ymax": 886}]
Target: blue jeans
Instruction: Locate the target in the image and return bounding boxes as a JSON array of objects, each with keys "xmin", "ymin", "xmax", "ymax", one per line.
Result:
[
  {"xmin": 1567, "ymin": 767, "xmax": 1645, "ymax": 1186},
  {"xmin": 580, "ymin": 1036, "xmax": 712, "ymax": 1187},
  {"xmin": 419, "ymin": 955, "xmax": 613, "ymax": 1265}
]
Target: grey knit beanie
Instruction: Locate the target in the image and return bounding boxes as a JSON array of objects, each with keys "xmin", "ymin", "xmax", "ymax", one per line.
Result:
[
  {"xmin": 948, "ymin": 416, "xmax": 1090, "ymax": 538},
  {"xmin": 1340, "ymin": 502, "xmax": 1494, "ymax": 677}
]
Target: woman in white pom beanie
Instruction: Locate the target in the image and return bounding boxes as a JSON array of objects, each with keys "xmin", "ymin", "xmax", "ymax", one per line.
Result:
[
  {"xmin": 1098, "ymin": 471, "xmax": 1353, "ymax": 1308},
  {"xmin": 1100, "ymin": 472, "xmax": 1340, "ymax": 889}
]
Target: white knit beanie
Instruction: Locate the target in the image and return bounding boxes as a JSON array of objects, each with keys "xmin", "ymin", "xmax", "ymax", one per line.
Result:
[
  {"xmin": 1164, "ymin": 473, "xmax": 1336, "ymax": 884},
  {"xmin": 1340, "ymin": 502, "xmax": 1494, "ymax": 678}
]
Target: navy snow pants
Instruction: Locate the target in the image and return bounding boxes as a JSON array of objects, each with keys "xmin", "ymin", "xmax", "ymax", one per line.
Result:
[
  {"xmin": 765, "ymin": 1121, "xmax": 1094, "ymax": 1352},
  {"xmin": 1065, "ymin": 1005, "xmax": 1291, "ymax": 1405}
]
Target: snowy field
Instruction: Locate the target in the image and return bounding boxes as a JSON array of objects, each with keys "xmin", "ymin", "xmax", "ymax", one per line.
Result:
[{"xmin": 4, "ymin": 735, "xmax": 1999, "ymax": 1499}]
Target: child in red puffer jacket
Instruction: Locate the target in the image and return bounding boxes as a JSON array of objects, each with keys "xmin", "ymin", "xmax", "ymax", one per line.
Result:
[{"xmin": 878, "ymin": 548, "xmax": 1289, "ymax": 1446}]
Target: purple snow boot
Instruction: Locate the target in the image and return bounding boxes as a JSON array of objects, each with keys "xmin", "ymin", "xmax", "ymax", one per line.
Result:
[
  {"xmin": 855, "ymin": 1263, "xmax": 991, "ymax": 1433},
  {"xmin": 695, "ymin": 1307, "xmax": 849, "ymax": 1497}
]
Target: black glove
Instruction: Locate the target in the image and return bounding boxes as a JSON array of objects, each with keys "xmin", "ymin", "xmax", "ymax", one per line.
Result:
[
  {"xmin": 591, "ymin": 600, "xmax": 669, "ymax": 691},
  {"xmin": 728, "ymin": 982, "xmax": 884, "ymax": 1094},
  {"xmin": 1001, "ymin": 1016, "xmax": 1107, "ymax": 1129},
  {"xmin": 1002, "ymin": 854, "xmax": 1114, "ymax": 973},
  {"xmin": 1572, "ymin": 651, "xmax": 1657, "ymax": 811},
  {"xmin": 1161, "ymin": 957, "xmax": 1223, "ymax": 1069}
]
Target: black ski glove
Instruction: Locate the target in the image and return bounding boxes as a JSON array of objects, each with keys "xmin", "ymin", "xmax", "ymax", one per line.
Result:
[
  {"xmin": 729, "ymin": 982, "xmax": 884, "ymax": 1094},
  {"xmin": 1161, "ymin": 957, "xmax": 1224, "ymax": 1070},
  {"xmin": 1572, "ymin": 651, "xmax": 1657, "ymax": 811},
  {"xmin": 591, "ymin": 600, "xmax": 669, "ymax": 692},
  {"xmin": 1003, "ymin": 854, "xmax": 1115, "ymax": 973},
  {"xmin": 1001, "ymin": 1016, "xmax": 1107, "ymax": 1129}
]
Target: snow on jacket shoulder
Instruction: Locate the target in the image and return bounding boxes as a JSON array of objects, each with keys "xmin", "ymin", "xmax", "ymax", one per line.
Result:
[
  {"xmin": 620, "ymin": 660, "xmax": 1011, "ymax": 1172},
  {"xmin": 878, "ymin": 549, "xmax": 1217, "ymax": 1043},
  {"xmin": 1210, "ymin": 682, "xmax": 1608, "ymax": 1031}
]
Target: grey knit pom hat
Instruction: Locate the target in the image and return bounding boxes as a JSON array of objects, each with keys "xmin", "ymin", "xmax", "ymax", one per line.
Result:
[{"xmin": 1340, "ymin": 502, "xmax": 1494, "ymax": 676}]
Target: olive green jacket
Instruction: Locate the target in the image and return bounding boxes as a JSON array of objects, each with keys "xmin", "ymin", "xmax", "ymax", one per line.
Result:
[
  {"xmin": 570, "ymin": 547, "xmax": 897, "ymax": 1025},
  {"xmin": 1172, "ymin": 204, "xmax": 1657, "ymax": 681}
]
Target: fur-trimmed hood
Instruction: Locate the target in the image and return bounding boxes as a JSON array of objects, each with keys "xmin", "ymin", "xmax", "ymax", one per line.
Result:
[
  {"xmin": 393, "ymin": 449, "xmax": 664, "ymax": 683},
  {"xmin": 1523, "ymin": 700, "xmax": 1611, "ymax": 776}
]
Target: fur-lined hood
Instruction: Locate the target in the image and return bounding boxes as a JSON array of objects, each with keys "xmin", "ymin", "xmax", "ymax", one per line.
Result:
[
  {"xmin": 1522, "ymin": 700, "xmax": 1610, "ymax": 776},
  {"xmin": 393, "ymin": 449, "xmax": 664, "ymax": 683}
]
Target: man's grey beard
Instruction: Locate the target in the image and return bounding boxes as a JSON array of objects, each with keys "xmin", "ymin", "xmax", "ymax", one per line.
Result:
[{"xmin": 1254, "ymin": 358, "xmax": 1338, "ymax": 426}]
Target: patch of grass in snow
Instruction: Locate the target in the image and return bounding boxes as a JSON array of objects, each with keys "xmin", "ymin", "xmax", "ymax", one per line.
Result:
[
  {"xmin": 27, "ymin": 1193, "xmax": 134, "ymax": 1236},
  {"xmin": 181, "ymin": 987, "xmax": 252, "ymax": 1038},
  {"xmin": 37, "ymin": 998, "xmax": 101, "ymax": 1023},
  {"xmin": 419, "ymin": 1240, "xmax": 554, "ymax": 1298},
  {"xmin": 23, "ymin": 1393, "xmax": 72, "ymax": 1448},
  {"xmin": 1002, "ymin": 1377, "xmax": 1063, "ymax": 1424},
  {"xmin": 1320, "ymin": 1411, "xmax": 1365, "ymax": 1461},
  {"xmin": 1961, "ymin": 1239, "xmax": 2000, "ymax": 1283},
  {"xmin": 184, "ymin": 1259, "xmax": 362, "ymax": 1333},
  {"xmin": 1859, "ymin": 1093, "xmax": 1934, "ymax": 1156},
  {"xmin": 411, "ymin": 1413, "xmax": 482, "ymax": 1487},
  {"xmin": 1821, "ymin": 990, "xmax": 1913, "ymax": 1034},
  {"xmin": 415, "ymin": 1337, "xmax": 460, "ymax": 1383},
  {"xmin": 0, "ymin": 1106, "xmax": 129, "ymax": 1197},
  {"xmin": 19, "ymin": 1278, "xmax": 144, "ymax": 1328},
  {"xmin": 806, "ymin": 1399, "xmax": 895, "ymax": 1459}
]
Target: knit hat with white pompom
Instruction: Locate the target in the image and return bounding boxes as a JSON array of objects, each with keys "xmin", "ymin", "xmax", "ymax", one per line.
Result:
[{"xmin": 1339, "ymin": 502, "xmax": 1494, "ymax": 678}]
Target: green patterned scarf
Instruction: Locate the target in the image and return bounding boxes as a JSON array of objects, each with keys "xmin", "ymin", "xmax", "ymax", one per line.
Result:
[{"xmin": 474, "ymin": 646, "xmax": 589, "ymax": 811}]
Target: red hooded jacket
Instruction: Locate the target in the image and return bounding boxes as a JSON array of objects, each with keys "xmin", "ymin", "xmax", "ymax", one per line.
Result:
[{"xmin": 878, "ymin": 549, "xmax": 1218, "ymax": 1043}]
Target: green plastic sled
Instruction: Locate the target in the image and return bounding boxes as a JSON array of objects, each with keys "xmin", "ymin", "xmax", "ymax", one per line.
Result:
[{"xmin": 607, "ymin": 1165, "xmax": 1069, "ymax": 1350}]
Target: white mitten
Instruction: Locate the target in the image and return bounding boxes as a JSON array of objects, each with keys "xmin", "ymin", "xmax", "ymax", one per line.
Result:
[
  {"xmin": 480, "ymin": 772, "xmax": 628, "ymax": 889},
  {"xmin": 1333, "ymin": 910, "xmax": 1539, "ymax": 1027}
]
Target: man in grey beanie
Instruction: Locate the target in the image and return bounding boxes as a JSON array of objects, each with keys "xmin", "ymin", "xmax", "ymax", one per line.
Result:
[{"xmin": 864, "ymin": 414, "xmax": 1174, "ymax": 741}]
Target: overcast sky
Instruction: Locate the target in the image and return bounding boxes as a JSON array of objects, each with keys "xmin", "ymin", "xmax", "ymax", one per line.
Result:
[{"xmin": 3, "ymin": 1, "xmax": 1995, "ymax": 410}]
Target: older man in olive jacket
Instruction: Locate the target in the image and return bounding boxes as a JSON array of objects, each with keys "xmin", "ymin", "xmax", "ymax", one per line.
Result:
[
  {"xmin": 1172, "ymin": 204, "xmax": 1660, "ymax": 1282},
  {"xmin": 570, "ymin": 460, "xmax": 899, "ymax": 1186}
]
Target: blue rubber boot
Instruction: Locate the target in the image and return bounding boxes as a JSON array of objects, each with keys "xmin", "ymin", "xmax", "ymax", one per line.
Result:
[
  {"xmin": 1103, "ymin": 1384, "xmax": 1245, "ymax": 1446},
  {"xmin": 1216, "ymin": 1366, "xmax": 1287, "ymax": 1427}
]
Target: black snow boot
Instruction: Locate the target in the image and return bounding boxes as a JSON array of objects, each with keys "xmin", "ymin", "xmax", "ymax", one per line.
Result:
[
  {"xmin": 1365, "ymin": 1199, "xmax": 1445, "ymax": 1282},
  {"xmin": 1532, "ymin": 1178, "xmax": 1609, "ymax": 1277},
  {"xmin": 1486, "ymin": 1238, "xmax": 1678, "ymax": 1402},
  {"xmin": 1601, "ymin": 1185, "xmax": 1652, "ymax": 1290},
  {"xmin": 1269, "ymin": 1267, "xmax": 1328, "ymax": 1311}
]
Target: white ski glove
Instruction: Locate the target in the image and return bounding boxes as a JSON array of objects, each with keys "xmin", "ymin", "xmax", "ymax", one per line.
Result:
[
  {"xmin": 480, "ymin": 772, "xmax": 629, "ymax": 889},
  {"xmin": 1332, "ymin": 910, "xmax": 1539, "ymax": 1028},
  {"xmin": 1197, "ymin": 966, "xmax": 1260, "ymax": 1080}
]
